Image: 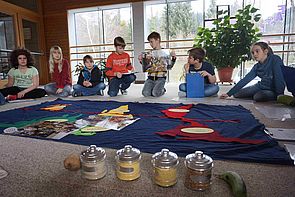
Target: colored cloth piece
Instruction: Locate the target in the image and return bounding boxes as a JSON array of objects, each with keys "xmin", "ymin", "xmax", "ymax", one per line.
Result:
[
  {"xmin": 51, "ymin": 59, "xmax": 71, "ymax": 88},
  {"xmin": 0, "ymin": 99, "xmax": 292, "ymax": 165},
  {"xmin": 188, "ymin": 61, "xmax": 215, "ymax": 84},
  {"xmin": 227, "ymin": 54, "xmax": 285, "ymax": 97},
  {"xmin": 7, "ymin": 67, "xmax": 38, "ymax": 88},
  {"xmin": 159, "ymin": 104, "xmax": 265, "ymax": 144},
  {"xmin": 105, "ymin": 52, "xmax": 133, "ymax": 80},
  {"xmin": 281, "ymin": 65, "xmax": 295, "ymax": 96},
  {"xmin": 77, "ymin": 66, "xmax": 103, "ymax": 87}
]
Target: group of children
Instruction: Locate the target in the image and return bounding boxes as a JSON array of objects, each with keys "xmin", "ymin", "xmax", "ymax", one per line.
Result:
[{"xmin": 0, "ymin": 31, "xmax": 291, "ymax": 106}]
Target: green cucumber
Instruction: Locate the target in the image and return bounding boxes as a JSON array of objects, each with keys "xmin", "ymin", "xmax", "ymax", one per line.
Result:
[{"xmin": 218, "ymin": 171, "xmax": 247, "ymax": 197}]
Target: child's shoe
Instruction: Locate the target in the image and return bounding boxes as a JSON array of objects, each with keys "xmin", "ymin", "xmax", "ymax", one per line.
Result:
[
  {"xmin": 98, "ymin": 90, "xmax": 104, "ymax": 96},
  {"xmin": 72, "ymin": 91, "xmax": 83, "ymax": 97},
  {"xmin": 120, "ymin": 89, "xmax": 128, "ymax": 95}
]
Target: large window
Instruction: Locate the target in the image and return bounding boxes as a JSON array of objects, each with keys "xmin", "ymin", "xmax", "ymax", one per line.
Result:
[
  {"xmin": 144, "ymin": 0, "xmax": 203, "ymax": 82},
  {"xmin": 68, "ymin": 4, "xmax": 133, "ymax": 83},
  {"xmin": 69, "ymin": 1, "xmax": 295, "ymax": 83}
]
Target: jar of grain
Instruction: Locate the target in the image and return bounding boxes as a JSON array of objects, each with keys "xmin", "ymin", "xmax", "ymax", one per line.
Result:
[
  {"xmin": 151, "ymin": 149, "xmax": 179, "ymax": 187},
  {"xmin": 184, "ymin": 151, "xmax": 213, "ymax": 190},
  {"xmin": 116, "ymin": 145, "xmax": 141, "ymax": 181},
  {"xmin": 80, "ymin": 145, "xmax": 107, "ymax": 180}
]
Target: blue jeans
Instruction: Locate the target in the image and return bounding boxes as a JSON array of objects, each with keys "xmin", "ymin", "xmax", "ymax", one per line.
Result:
[
  {"xmin": 73, "ymin": 83, "xmax": 106, "ymax": 96},
  {"xmin": 179, "ymin": 83, "xmax": 219, "ymax": 97},
  {"xmin": 0, "ymin": 92, "xmax": 6, "ymax": 105},
  {"xmin": 108, "ymin": 74, "xmax": 136, "ymax": 97},
  {"xmin": 142, "ymin": 78, "xmax": 166, "ymax": 97},
  {"xmin": 233, "ymin": 84, "xmax": 276, "ymax": 102},
  {"xmin": 44, "ymin": 82, "xmax": 72, "ymax": 97}
]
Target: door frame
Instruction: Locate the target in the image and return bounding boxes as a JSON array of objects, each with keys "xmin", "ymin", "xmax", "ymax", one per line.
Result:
[{"xmin": 0, "ymin": 0, "xmax": 48, "ymax": 84}]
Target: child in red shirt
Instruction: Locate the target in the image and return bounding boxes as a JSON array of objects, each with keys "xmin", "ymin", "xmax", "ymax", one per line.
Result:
[
  {"xmin": 105, "ymin": 37, "xmax": 136, "ymax": 97},
  {"xmin": 44, "ymin": 46, "xmax": 72, "ymax": 97}
]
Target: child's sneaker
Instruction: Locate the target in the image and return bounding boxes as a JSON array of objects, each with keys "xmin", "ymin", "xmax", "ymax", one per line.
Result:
[
  {"xmin": 72, "ymin": 91, "xmax": 83, "ymax": 97},
  {"xmin": 98, "ymin": 90, "xmax": 104, "ymax": 96},
  {"xmin": 6, "ymin": 95, "xmax": 17, "ymax": 101},
  {"xmin": 120, "ymin": 89, "xmax": 128, "ymax": 95}
]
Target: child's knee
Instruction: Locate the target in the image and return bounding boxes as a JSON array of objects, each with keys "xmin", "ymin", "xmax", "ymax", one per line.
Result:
[{"xmin": 142, "ymin": 90, "xmax": 152, "ymax": 97}]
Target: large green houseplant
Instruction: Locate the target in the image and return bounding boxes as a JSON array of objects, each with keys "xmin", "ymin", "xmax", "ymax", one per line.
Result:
[{"xmin": 194, "ymin": 5, "xmax": 262, "ymax": 83}]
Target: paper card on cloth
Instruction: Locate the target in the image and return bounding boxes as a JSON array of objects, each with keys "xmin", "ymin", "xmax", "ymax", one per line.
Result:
[{"xmin": 265, "ymin": 127, "xmax": 295, "ymax": 141}]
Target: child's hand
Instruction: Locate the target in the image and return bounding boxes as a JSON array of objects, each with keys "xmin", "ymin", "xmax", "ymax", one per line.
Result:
[
  {"xmin": 170, "ymin": 50, "xmax": 176, "ymax": 59},
  {"xmin": 198, "ymin": 71, "xmax": 210, "ymax": 77},
  {"xmin": 83, "ymin": 81, "xmax": 91, "ymax": 87},
  {"xmin": 116, "ymin": 72, "xmax": 122, "ymax": 78},
  {"xmin": 17, "ymin": 91, "xmax": 26, "ymax": 98},
  {"xmin": 138, "ymin": 54, "xmax": 143, "ymax": 62},
  {"xmin": 56, "ymin": 88, "xmax": 63, "ymax": 94},
  {"xmin": 220, "ymin": 94, "xmax": 229, "ymax": 99},
  {"xmin": 184, "ymin": 63, "xmax": 190, "ymax": 73}
]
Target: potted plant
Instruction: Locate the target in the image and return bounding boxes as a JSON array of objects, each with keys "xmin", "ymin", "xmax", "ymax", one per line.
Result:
[{"xmin": 194, "ymin": 5, "xmax": 262, "ymax": 83}]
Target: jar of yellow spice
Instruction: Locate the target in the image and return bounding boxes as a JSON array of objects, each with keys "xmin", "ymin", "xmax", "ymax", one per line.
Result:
[
  {"xmin": 151, "ymin": 149, "xmax": 179, "ymax": 187},
  {"xmin": 116, "ymin": 145, "xmax": 141, "ymax": 181}
]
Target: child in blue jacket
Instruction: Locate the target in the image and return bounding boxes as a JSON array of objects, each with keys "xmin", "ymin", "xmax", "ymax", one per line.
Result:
[
  {"xmin": 72, "ymin": 55, "xmax": 106, "ymax": 96},
  {"xmin": 220, "ymin": 42, "xmax": 285, "ymax": 102}
]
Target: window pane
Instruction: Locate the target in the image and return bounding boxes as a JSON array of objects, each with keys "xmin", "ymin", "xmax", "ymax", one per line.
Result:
[
  {"xmin": 144, "ymin": 3, "xmax": 167, "ymax": 42},
  {"xmin": 103, "ymin": 7, "xmax": 132, "ymax": 44},
  {"xmin": 74, "ymin": 11, "xmax": 103, "ymax": 46}
]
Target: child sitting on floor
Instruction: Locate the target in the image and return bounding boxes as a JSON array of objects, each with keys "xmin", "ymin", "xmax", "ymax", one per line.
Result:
[
  {"xmin": 105, "ymin": 37, "xmax": 136, "ymax": 97},
  {"xmin": 72, "ymin": 55, "xmax": 106, "ymax": 97},
  {"xmin": 138, "ymin": 32, "xmax": 176, "ymax": 97},
  {"xmin": 220, "ymin": 42, "xmax": 285, "ymax": 102},
  {"xmin": 178, "ymin": 47, "xmax": 219, "ymax": 97},
  {"xmin": 0, "ymin": 48, "xmax": 46, "ymax": 105},
  {"xmin": 44, "ymin": 46, "xmax": 72, "ymax": 97}
]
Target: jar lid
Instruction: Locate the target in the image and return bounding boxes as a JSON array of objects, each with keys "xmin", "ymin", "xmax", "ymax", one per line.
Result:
[
  {"xmin": 151, "ymin": 149, "xmax": 179, "ymax": 168},
  {"xmin": 80, "ymin": 145, "xmax": 106, "ymax": 162},
  {"xmin": 185, "ymin": 151, "xmax": 213, "ymax": 170},
  {"xmin": 116, "ymin": 145, "xmax": 141, "ymax": 162}
]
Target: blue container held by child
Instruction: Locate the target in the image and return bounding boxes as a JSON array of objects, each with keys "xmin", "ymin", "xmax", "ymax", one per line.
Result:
[{"xmin": 186, "ymin": 73, "xmax": 204, "ymax": 98}]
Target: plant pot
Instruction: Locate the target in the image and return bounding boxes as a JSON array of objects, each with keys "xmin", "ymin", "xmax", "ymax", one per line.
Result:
[{"xmin": 217, "ymin": 67, "xmax": 234, "ymax": 83}]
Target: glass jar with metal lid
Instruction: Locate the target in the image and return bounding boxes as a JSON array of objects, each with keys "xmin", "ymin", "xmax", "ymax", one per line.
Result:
[
  {"xmin": 115, "ymin": 145, "xmax": 141, "ymax": 181},
  {"xmin": 80, "ymin": 145, "xmax": 107, "ymax": 180},
  {"xmin": 184, "ymin": 151, "xmax": 213, "ymax": 190},
  {"xmin": 151, "ymin": 149, "xmax": 179, "ymax": 187}
]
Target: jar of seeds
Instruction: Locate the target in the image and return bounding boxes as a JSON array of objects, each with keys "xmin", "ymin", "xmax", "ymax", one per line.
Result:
[{"xmin": 184, "ymin": 151, "xmax": 213, "ymax": 190}]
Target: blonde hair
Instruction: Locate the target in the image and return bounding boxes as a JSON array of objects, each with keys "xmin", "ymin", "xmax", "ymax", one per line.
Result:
[{"xmin": 49, "ymin": 45, "xmax": 63, "ymax": 73}]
